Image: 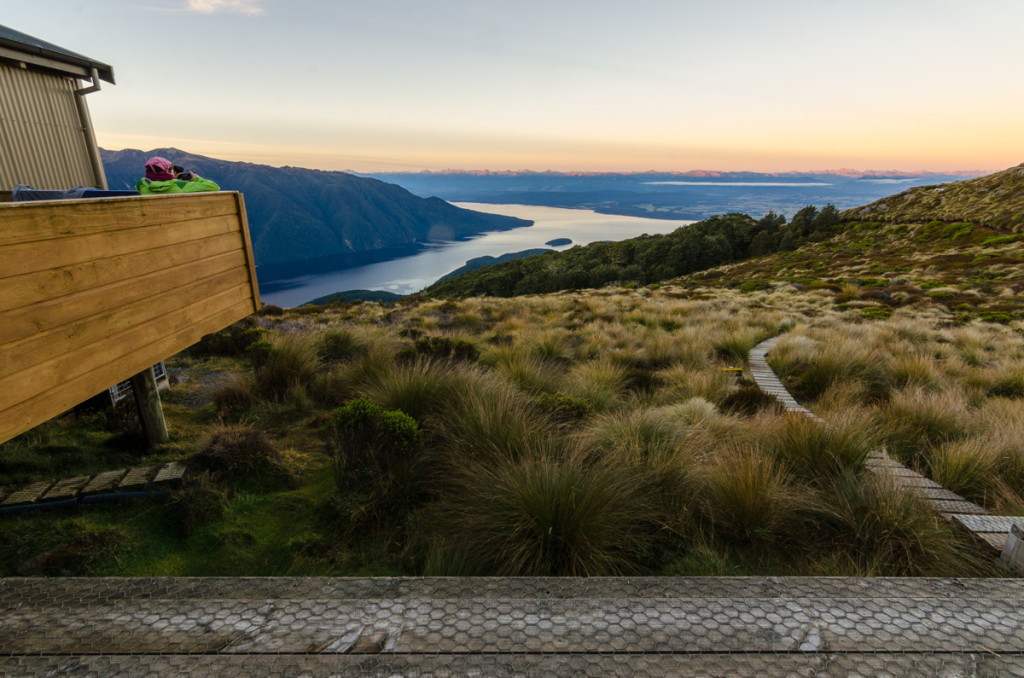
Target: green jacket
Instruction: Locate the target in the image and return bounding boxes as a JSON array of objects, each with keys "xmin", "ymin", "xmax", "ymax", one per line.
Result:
[{"xmin": 135, "ymin": 174, "xmax": 220, "ymax": 194}]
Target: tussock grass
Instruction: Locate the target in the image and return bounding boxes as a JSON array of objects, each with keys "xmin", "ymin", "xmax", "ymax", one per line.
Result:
[
  {"xmin": 928, "ymin": 438, "xmax": 999, "ymax": 504},
  {"xmin": 9, "ymin": 272, "xmax": 1022, "ymax": 578},
  {"xmin": 823, "ymin": 472, "xmax": 994, "ymax": 577},
  {"xmin": 189, "ymin": 424, "xmax": 295, "ymax": 492},
  {"xmin": 763, "ymin": 412, "xmax": 872, "ymax": 482},
  {"xmin": 359, "ymin": 359, "xmax": 462, "ymax": 423},
  {"xmin": 877, "ymin": 386, "xmax": 970, "ymax": 466},
  {"xmin": 434, "ymin": 371, "xmax": 557, "ymax": 462},
  {"xmin": 488, "ymin": 346, "xmax": 564, "ymax": 395},
  {"xmin": 433, "ymin": 451, "xmax": 656, "ymax": 576},
  {"xmin": 563, "ymin": 359, "xmax": 629, "ymax": 411},
  {"xmin": 576, "ymin": 407, "xmax": 688, "ymax": 461},
  {"xmin": 700, "ymin": 445, "xmax": 799, "ymax": 543},
  {"xmin": 658, "ymin": 365, "xmax": 733, "ymax": 404},
  {"xmin": 254, "ymin": 332, "xmax": 321, "ymax": 400}
]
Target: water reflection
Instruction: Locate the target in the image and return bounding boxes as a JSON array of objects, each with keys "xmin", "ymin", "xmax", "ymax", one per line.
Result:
[{"xmin": 259, "ymin": 203, "xmax": 692, "ymax": 307}]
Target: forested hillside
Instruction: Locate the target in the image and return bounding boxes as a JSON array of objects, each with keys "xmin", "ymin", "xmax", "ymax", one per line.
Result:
[{"xmin": 424, "ymin": 206, "xmax": 841, "ymax": 297}]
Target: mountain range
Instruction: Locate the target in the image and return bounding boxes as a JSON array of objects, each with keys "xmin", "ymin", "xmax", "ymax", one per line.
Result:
[
  {"xmin": 423, "ymin": 163, "xmax": 1024, "ymax": 300},
  {"xmin": 366, "ymin": 169, "xmax": 986, "ymax": 222},
  {"xmin": 100, "ymin": 149, "xmax": 531, "ymax": 280}
]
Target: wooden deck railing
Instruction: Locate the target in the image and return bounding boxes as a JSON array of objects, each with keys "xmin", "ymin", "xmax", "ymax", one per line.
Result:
[{"xmin": 0, "ymin": 192, "xmax": 260, "ymax": 444}]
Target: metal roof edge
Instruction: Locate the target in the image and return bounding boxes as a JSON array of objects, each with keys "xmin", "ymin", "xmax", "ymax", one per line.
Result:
[{"xmin": 0, "ymin": 24, "xmax": 114, "ymax": 84}]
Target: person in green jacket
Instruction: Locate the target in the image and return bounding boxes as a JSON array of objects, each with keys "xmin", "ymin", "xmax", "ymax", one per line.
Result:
[{"xmin": 135, "ymin": 156, "xmax": 220, "ymax": 194}]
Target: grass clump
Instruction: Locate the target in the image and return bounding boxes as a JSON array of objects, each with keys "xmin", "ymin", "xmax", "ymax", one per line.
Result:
[
  {"xmin": 700, "ymin": 447, "xmax": 798, "ymax": 543},
  {"xmin": 189, "ymin": 424, "xmax": 295, "ymax": 492},
  {"xmin": 824, "ymin": 472, "xmax": 993, "ymax": 576},
  {"xmin": 252, "ymin": 333, "xmax": 321, "ymax": 400},
  {"xmin": 764, "ymin": 413, "xmax": 872, "ymax": 481},
  {"xmin": 432, "ymin": 452, "xmax": 655, "ymax": 576},
  {"xmin": 876, "ymin": 387, "xmax": 969, "ymax": 466},
  {"xmin": 719, "ymin": 385, "xmax": 785, "ymax": 417}
]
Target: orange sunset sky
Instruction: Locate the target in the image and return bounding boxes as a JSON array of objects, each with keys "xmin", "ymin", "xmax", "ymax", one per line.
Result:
[{"xmin": 6, "ymin": 0, "xmax": 1022, "ymax": 173}]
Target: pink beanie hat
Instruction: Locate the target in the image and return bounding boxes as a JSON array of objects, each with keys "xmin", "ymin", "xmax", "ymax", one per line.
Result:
[{"xmin": 144, "ymin": 156, "xmax": 175, "ymax": 181}]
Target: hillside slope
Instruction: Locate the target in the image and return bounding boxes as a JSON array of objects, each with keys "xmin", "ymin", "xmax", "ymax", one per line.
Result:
[
  {"xmin": 423, "ymin": 165, "xmax": 1024, "ymax": 305},
  {"xmin": 841, "ymin": 162, "xmax": 1024, "ymax": 230},
  {"xmin": 101, "ymin": 148, "xmax": 531, "ymax": 275}
]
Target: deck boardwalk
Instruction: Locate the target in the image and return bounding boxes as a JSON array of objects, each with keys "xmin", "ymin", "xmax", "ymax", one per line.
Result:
[
  {"xmin": 1, "ymin": 576, "xmax": 1023, "ymax": 676},
  {"xmin": 749, "ymin": 336, "xmax": 1024, "ymax": 559}
]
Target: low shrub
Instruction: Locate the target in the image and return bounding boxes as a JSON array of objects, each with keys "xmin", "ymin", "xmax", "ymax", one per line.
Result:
[
  {"xmin": 534, "ymin": 392, "xmax": 594, "ymax": 423},
  {"xmin": 409, "ymin": 335, "xmax": 480, "ymax": 362},
  {"xmin": 189, "ymin": 424, "xmax": 295, "ymax": 491},
  {"xmin": 323, "ymin": 398, "xmax": 423, "ymax": 532},
  {"xmin": 186, "ymin": 317, "xmax": 264, "ymax": 358}
]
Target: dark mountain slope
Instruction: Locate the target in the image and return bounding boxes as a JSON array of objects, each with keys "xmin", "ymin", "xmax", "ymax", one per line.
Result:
[{"xmin": 100, "ymin": 148, "xmax": 531, "ymax": 273}]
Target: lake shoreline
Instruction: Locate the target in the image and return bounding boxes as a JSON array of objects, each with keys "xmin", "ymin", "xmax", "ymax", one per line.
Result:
[{"xmin": 259, "ymin": 204, "xmax": 693, "ymax": 307}]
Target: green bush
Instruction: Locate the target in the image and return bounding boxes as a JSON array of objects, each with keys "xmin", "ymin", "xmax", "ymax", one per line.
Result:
[
  {"xmin": 323, "ymin": 398, "xmax": 423, "ymax": 531},
  {"xmin": 978, "ymin": 311, "xmax": 1014, "ymax": 324},
  {"xmin": 941, "ymin": 222, "xmax": 974, "ymax": 239},
  {"xmin": 981, "ymin": 234, "xmax": 1019, "ymax": 246},
  {"xmin": 739, "ymin": 279, "xmax": 771, "ymax": 293},
  {"xmin": 861, "ymin": 306, "xmax": 893, "ymax": 320}
]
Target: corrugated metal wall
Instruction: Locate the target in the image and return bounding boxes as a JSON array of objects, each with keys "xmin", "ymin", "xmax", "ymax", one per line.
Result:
[{"xmin": 0, "ymin": 62, "xmax": 100, "ymax": 190}]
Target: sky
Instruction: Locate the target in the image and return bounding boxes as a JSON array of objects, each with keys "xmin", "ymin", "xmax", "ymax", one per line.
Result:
[{"xmin": 5, "ymin": 0, "xmax": 1023, "ymax": 173}]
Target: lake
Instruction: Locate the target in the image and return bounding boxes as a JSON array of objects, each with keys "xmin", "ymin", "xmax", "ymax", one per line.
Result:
[{"xmin": 259, "ymin": 204, "xmax": 694, "ymax": 307}]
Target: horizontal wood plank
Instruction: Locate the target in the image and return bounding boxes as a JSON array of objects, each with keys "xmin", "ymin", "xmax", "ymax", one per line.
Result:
[
  {"xmin": 0, "ymin": 193, "xmax": 238, "ymax": 246},
  {"xmin": 0, "ymin": 214, "xmax": 242, "ymax": 279},
  {"xmin": 0, "ymin": 252, "xmax": 250, "ymax": 346},
  {"xmin": 0, "ymin": 267, "xmax": 251, "ymax": 380},
  {"xmin": 0, "ymin": 193, "xmax": 260, "ymax": 444},
  {"xmin": 0, "ymin": 299, "xmax": 255, "ymax": 444},
  {"xmin": 0, "ymin": 284, "xmax": 253, "ymax": 413},
  {"xmin": 1, "ymin": 234, "xmax": 245, "ymax": 313}
]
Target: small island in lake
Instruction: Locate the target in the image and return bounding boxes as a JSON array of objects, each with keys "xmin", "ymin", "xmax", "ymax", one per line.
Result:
[{"xmin": 545, "ymin": 238, "xmax": 573, "ymax": 246}]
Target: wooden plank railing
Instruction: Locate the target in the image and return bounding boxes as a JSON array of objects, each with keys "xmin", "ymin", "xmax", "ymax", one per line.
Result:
[{"xmin": 0, "ymin": 192, "xmax": 260, "ymax": 444}]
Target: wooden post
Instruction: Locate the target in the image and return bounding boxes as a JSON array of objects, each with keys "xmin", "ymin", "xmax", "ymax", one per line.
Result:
[{"xmin": 131, "ymin": 366, "xmax": 169, "ymax": 445}]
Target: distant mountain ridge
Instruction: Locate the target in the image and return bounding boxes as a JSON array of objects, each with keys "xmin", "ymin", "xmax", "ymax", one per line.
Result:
[
  {"xmin": 366, "ymin": 169, "xmax": 985, "ymax": 223},
  {"xmin": 422, "ymin": 163, "xmax": 1023, "ymax": 299},
  {"xmin": 100, "ymin": 148, "xmax": 531, "ymax": 278}
]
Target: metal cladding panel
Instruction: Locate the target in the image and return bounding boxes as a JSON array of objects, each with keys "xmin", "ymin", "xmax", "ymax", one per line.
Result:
[{"xmin": 0, "ymin": 62, "xmax": 98, "ymax": 190}]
